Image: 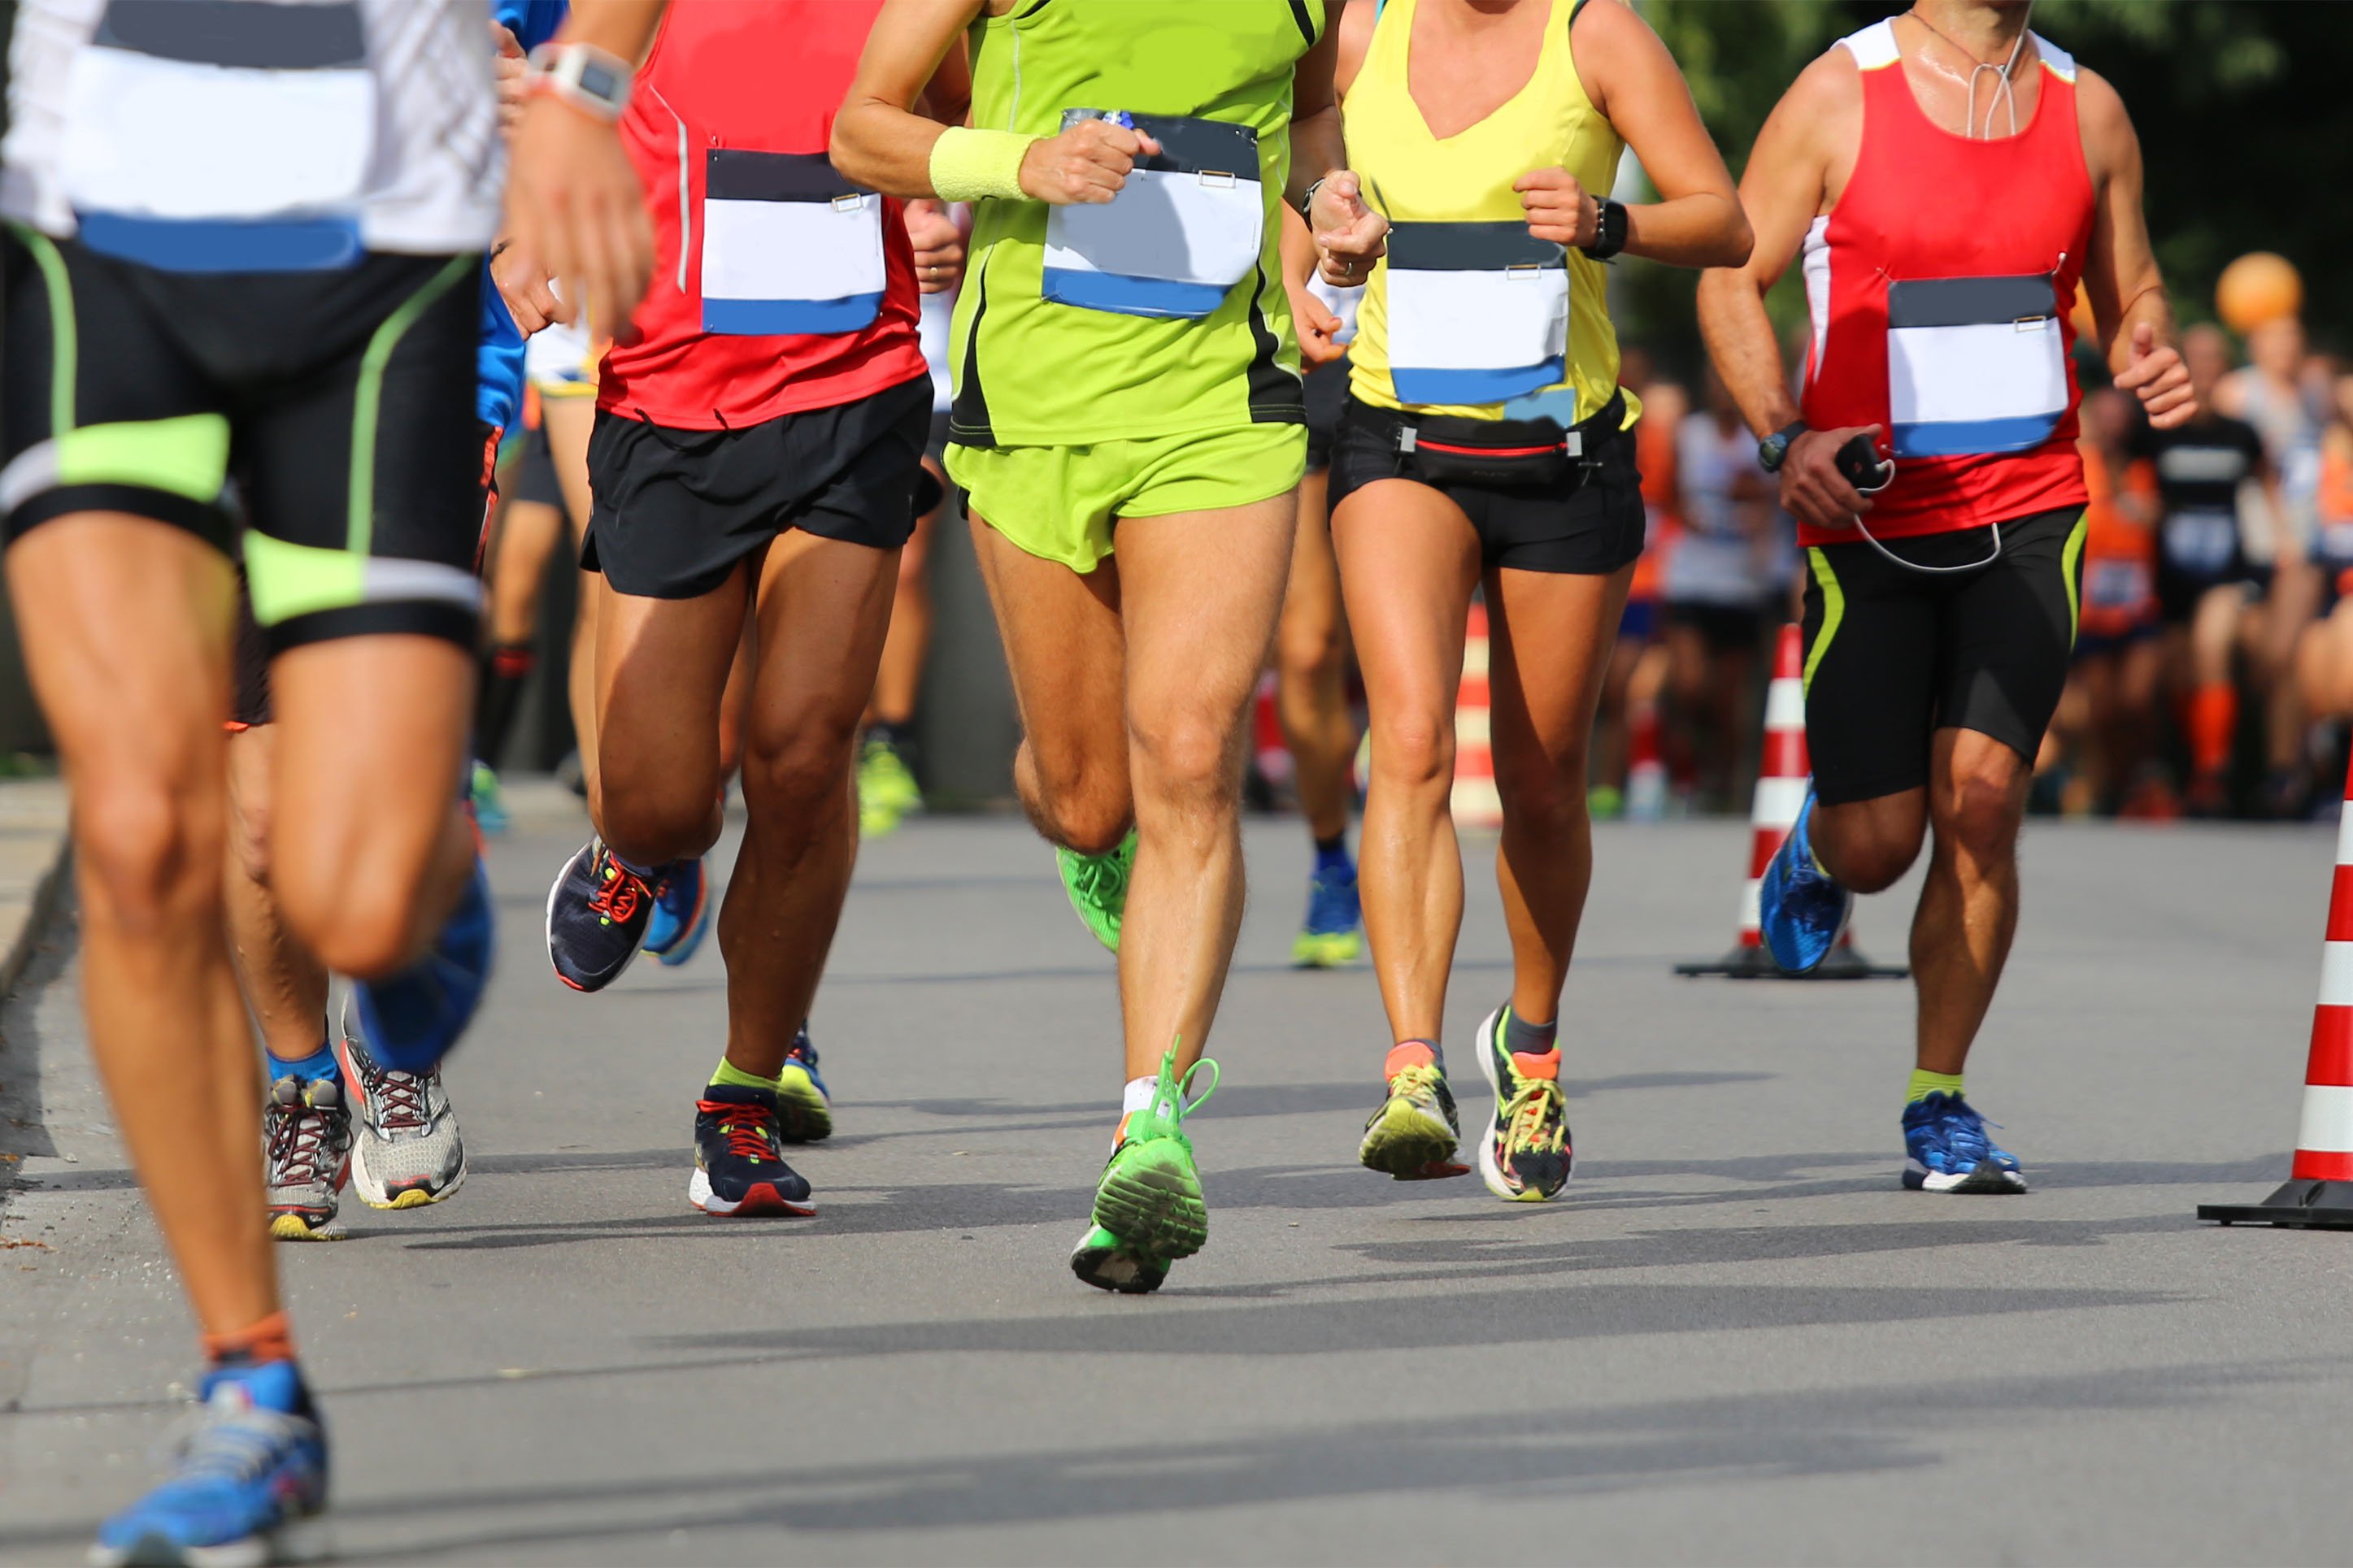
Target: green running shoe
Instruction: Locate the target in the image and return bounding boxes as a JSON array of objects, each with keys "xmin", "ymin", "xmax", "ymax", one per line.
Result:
[
  {"xmin": 1055, "ymin": 829, "xmax": 1135, "ymax": 953},
  {"xmin": 856, "ymin": 733, "xmax": 924, "ymax": 840},
  {"xmin": 1070, "ymin": 1048, "xmax": 1219, "ymax": 1293}
]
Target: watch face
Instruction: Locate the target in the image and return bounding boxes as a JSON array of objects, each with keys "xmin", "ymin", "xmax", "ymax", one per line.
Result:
[{"xmin": 578, "ymin": 61, "xmax": 622, "ymax": 102}]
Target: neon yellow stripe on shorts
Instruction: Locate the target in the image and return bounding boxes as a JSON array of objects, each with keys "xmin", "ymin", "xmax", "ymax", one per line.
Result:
[{"xmin": 1803, "ymin": 545, "xmax": 1843, "ymax": 695}]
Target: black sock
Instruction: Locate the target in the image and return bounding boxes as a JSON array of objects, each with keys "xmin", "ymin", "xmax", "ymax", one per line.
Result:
[
  {"xmin": 1313, "ymin": 832, "xmax": 1346, "ymax": 858},
  {"xmin": 1503, "ymin": 1006, "xmax": 1557, "ymax": 1058},
  {"xmin": 474, "ymin": 642, "xmax": 535, "ymax": 766}
]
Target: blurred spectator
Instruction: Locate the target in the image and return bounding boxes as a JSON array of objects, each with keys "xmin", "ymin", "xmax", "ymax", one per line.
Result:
[
  {"xmin": 2294, "ymin": 373, "xmax": 2353, "ymax": 736},
  {"xmin": 1592, "ymin": 345, "xmax": 1682, "ymax": 821}
]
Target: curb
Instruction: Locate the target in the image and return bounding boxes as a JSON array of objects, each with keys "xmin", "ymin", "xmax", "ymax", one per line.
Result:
[
  {"xmin": 0, "ymin": 780, "xmax": 71, "ymax": 1006},
  {"xmin": 0, "ymin": 838, "xmax": 67, "ymax": 1003}
]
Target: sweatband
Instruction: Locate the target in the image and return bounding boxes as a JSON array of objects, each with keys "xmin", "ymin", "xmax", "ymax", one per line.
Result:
[{"xmin": 929, "ymin": 126, "xmax": 1034, "ymax": 202}]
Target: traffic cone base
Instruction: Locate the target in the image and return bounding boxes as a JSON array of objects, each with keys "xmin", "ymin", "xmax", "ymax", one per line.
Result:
[
  {"xmin": 2198, "ymin": 1179, "xmax": 2353, "ymax": 1229},
  {"xmin": 1673, "ymin": 940, "xmax": 1907, "ymax": 981}
]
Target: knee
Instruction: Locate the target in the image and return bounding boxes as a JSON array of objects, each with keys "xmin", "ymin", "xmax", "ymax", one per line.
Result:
[
  {"xmin": 1369, "ymin": 710, "xmax": 1455, "ymax": 795},
  {"xmin": 298, "ymin": 875, "xmax": 428, "ymax": 979},
  {"xmin": 741, "ymin": 715, "xmax": 859, "ymax": 814},
  {"xmin": 1276, "ymin": 616, "xmax": 1343, "ymax": 690},
  {"xmin": 1494, "ymin": 744, "xmax": 1589, "ymax": 833},
  {"xmin": 1817, "ymin": 808, "xmax": 1923, "ymax": 894},
  {"xmin": 598, "ymin": 786, "xmax": 714, "ymax": 867},
  {"xmin": 1018, "ymin": 741, "xmax": 1130, "ymax": 854},
  {"xmin": 1129, "ymin": 709, "xmax": 1236, "ymax": 807},
  {"xmin": 76, "ymin": 772, "xmax": 221, "ymax": 932},
  {"xmin": 1938, "ymin": 767, "xmax": 2025, "ymax": 865}
]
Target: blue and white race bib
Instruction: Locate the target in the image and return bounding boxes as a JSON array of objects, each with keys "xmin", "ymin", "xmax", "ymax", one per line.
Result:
[
  {"xmin": 700, "ymin": 150, "xmax": 885, "ymax": 337},
  {"xmin": 2163, "ymin": 508, "xmax": 2240, "ymax": 575},
  {"xmin": 1885, "ymin": 274, "xmax": 2068, "ymax": 458},
  {"xmin": 1042, "ymin": 113, "xmax": 1263, "ymax": 320},
  {"xmin": 1383, "ymin": 222, "xmax": 1568, "ymax": 406},
  {"xmin": 63, "ymin": 0, "xmax": 375, "ymax": 271}
]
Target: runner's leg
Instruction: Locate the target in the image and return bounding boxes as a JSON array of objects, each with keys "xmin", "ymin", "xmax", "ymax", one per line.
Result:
[
  {"xmin": 544, "ymin": 393, "xmax": 601, "ymax": 798},
  {"xmin": 1277, "ymin": 467, "xmax": 1355, "ymax": 845},
  {"xmin": 591, "ymin": 569, "xmax": 746, "ymax": 867},
  {"xmin": 1911, "ymin": 727, "xmax": 2031, "ymax": 1074},
  {"xmin": 225, "ymin": 723, "xmax": 329, "ymax": 1059}
]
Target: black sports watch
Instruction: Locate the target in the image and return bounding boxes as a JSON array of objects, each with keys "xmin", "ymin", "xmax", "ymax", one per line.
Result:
[
  {"xmin": 1581, "ymin": 197, "xmax": 1628, "ymax": 262},
  {"xmin": 1758, "ymin": 419, "xmax": 1809, "ymax": 474}
]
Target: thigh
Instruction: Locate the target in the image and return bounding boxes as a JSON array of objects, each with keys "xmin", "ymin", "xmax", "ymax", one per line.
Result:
[
  {"xmin": 1116, "ymin": 489, "xmax": 1299, "ymax": 760},
  {"xmin": 1486, "ymin": 558, "xmax": 1634, "ymax": 775},
  {"xmin": 967, "ymin": 503, "xmax": 1127, "ymax": 771},
  {"xmin": 594, "ymin": 567, "xmax": 752, "ymax": 771},
  {"xmin": 1332, "ymin": 476, "xmax": 1482, "ymax": 750},
  {"xmin": 1938, "ymin": 507, "xmax": 2084, "ymax": 763},
  {"xmin": 1279, "ymin": 467, "xmax": 1343, "ymax": 655},
  {"xmin": 746, "ymin": 530, "xmax": 901, "ymax": 754},
  {"xmin": 1802, "ymin": 540, "xmax": 1942, "ymax": 806},
  {"xmin": 540, "ymin": 390, "xmax": 597, "ymax": 541}
]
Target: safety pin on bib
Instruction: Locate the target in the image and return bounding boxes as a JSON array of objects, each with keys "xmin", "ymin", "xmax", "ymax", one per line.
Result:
[
  {"xmin": 1197, "ymin": 170, "xmax": 1237, "ymax": 189},
  {"xmin": 1506, "ymin": 264, "xmax": 1542, "ymax": 280},
  {"xmin": 832, "ymin": 193, "xmax": 868, "ymax": 213}
]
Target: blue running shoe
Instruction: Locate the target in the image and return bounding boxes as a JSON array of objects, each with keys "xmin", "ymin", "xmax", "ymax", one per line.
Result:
[
  {"xmin": 1291, "ymin": 857, "xmax": 1362, "ymax": 968},
  {"xmin": 468, "ymin": 760, "xmax": 509, "ymax": 837},
  {"xmin": 1758, "ymin": 784, "xmax": 1853, "ymax": 974},
  {"xmin": 776, "ymin": 1027, "xmax": 832, "ymax": 1144},
  {"xmin": 92, "ymin": 1359, "xmax": 328, "ymax": 1568},
  {"xmin": 642, "ymin": 855, "xmax": 711, "ymax": 967},
  {"xmin": 353, "ymin": 854, "xmax": 494, "ymax": 1075},
  {"xmin": 1903, "ymin": 1092, "xmax": 2028, "ymax": 1193}
]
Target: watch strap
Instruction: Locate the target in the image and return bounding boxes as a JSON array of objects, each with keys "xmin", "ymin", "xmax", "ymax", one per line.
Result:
[{"xmin": 527, "ymin": 41, "xmax": 634, "ymax": 123}]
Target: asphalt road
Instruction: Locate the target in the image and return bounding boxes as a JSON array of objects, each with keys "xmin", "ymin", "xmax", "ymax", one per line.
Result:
[{"xmin": 5, "ymin": 789, "xmax": 2352, "ymax": 1565}]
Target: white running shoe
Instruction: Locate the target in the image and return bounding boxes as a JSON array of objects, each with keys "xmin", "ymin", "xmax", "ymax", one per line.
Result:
[{"xmin": 337, "ymin": 1011, "xmax": 468, "ymax": 1210}]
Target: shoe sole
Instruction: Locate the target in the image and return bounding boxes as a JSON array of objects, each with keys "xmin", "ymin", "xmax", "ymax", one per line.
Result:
[
  {"xmin": 1092, "ymin": 1142, "xmax": 1207, "ymax": 1259},
  {"xmin": 688, "ymin": 1166, "xmax": 816, "ymax": 1217},
  {"xmin": 93, "ymin": 1514, "xmax": 333, "ymax": 1568},
  {"xmin": 545, "ymin": 851, "xmax": 642, "ymax": 993},
  {"xmin": 267, "ymin": 1210, "xmax": 346, "ymax": 1242},
  {"xmin": 1904, "ymin": 1159, "xmax": 2029, "ymax": 1194},
  {"xmin": 775, "ymin": 1071, "xmax": 833, "ymax": 1144},
  {"xmin": 1474, "ymin": 1006, "xmax": 1573, "ymax": 1203},
  {"xmin": 1069, "ymin": 1236, "xmax": 1169, "ymax": 1294},
  {"xmin": 335, "ymin": 1037, "xmax": 467, "ymax": 1210},
  {"xmin": 1358, "ymin": 1099, "xmax": 1459, "ymax": 1179},
  {"xmin": 1290, "ymin": 931, "xmax": 1362, "ymax": 969}
]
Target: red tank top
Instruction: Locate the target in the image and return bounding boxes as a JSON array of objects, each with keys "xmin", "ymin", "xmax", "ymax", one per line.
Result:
[
  {"xmin": 598, "ymin": 0, "xmax": 926, "ymax": 430},
  {"xmin": 1797, "ymin": 21, "xmax": 2094, "ymax": 546}
]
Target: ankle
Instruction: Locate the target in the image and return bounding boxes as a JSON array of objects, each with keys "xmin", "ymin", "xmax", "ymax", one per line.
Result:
[
  {"xmin": 711, "ymin": 1056, "xmax": 783, "ymax": 1094},
  {"xmin": 203, "ymin": 1310, "xmax": 296, "ymax": 1370}
]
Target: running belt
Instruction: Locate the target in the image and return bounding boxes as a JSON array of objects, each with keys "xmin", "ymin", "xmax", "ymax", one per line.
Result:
[
  {"xmin": 1884, "ymin": 272, "xmax": 2067, "ymax": 459},
  {"xmin": 700, "ymin": 150, "xmax": 885, "ymax": 337},
  {"xmin": 1382, "ymin": 221, "xmax": 1568, "ymax": 406},
  {"xmin": 1042, "ymin": 113, "xmax": 1263, "ymax": 319},
  {"xmin": 64, "ymin": 0, "xmax": 374, "ymax": 271}
]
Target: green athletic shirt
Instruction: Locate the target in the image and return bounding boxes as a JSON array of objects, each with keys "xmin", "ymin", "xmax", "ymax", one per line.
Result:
[{"xmin": 946, "ymin": 0, "xmax": 1323, "ymax": 449}]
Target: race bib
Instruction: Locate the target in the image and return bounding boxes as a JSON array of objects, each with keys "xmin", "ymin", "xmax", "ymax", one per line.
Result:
[
  {"xmin": 1384, "ymin": 222, "xmax": 1568, "ymax": 406},
  {"xmin": 2085, "ymin": 558, "xmax": 2151, "ymax": 611},
  {"xmin": 700, "ymin": 150, "xmax": 885, "ymax": 336},
  {"xmin": 1042, "ymin": 113, "xmax": 1263, "ymax": 319},
  {"xmin": 1885, "ymin": 274, "xmax": 2068, "ymax": 459},
  {"xmin": 2163, "ymin": 508, "xmax": 2240, "ymax": 575},
  {"xmin": 62, "ymin": 0, "xmax": 374, "ymax": 271}
]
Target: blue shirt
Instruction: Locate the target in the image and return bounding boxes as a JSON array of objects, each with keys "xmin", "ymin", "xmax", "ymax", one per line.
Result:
[{"xmin": 475, "ymin": 0, "xmax": 569, "ymax": 430}]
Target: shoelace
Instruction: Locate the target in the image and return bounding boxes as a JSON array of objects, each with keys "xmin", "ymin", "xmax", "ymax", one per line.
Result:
[
  {"xmin": 369, "ymin": 1069, "xmax": 428, "ymax": 1134},
  {"xmin": 704, "ymin": 1101, "xmax": 781, "ymax": 1161},
  {"xmin": 151, "ymin": 1399, "xmax": 307, "ymax": 1487},
  {"xmin": 264, "ymin": 1100, "xmax": 328, "ymax": 1186},
  {"xmin": 1073, "ymin": 852, "xmax": 1128, "ymax": 906},
  {"xmin": 586, "ymin": 853, "xmax": 648, "ymax": 923},
  {"xmin": 1933, "ymin": 1105, "xmax": 1993, "ymax": 1165},
  {"xmin": 1503, "ymin": 1077, "xmax": 1567, "ymax": 1155},
  {"xmin": 1388, "ymin": 1062, "xmax": 1446, "ymax": 1104}
]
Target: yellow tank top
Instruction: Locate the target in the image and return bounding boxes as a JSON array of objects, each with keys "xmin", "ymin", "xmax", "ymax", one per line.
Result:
[{"xmin": 1346, "ymin": 0, "xmax": 1633, "ymax": 428}]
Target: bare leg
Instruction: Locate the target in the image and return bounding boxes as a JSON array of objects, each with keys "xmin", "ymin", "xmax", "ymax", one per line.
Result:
[
  {"xmin": 224, "ymin": 725, "xmax": 329, "ymax": 1062},
  {"xmin": 486, "ymin": 497, "xmax": 563, "ymax": 649},
  {"xmin": 543, "ymin": 394, "xmax": 601, "ymax": 796},
  {"xmin": 720, "ymin": 532, "xmax": 898, "ymax": 1075},
  {"xmin": 1331, "ymin": 480, "xmax": 1482, "ymax": 1042},
  {"xmin": 1910, "ymin": 728, "xmax": 2031, "ymax": 1074},
  {"xmin": 1275, "ymin": 467, "xmax": 1357, "ymax": 844},
  {"xmin": 868, "ymin": 453, "xmax": 942, "ymax": 730},
  {"xmin": 7, "ymin": 515, "xmax": 274, "ymax": 1335},
  {"xmin": 590, "ymin": 565, "xmax": 746, "ymax": 867}
]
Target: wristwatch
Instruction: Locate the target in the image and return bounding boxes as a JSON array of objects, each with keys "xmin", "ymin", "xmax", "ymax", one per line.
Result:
[
  {"xmin": 1758, "ymin": 420, "xmax": 1809, "ymax": 473},
  {"xmin": 1581, "ymin": 197, "xmax": 1628, "ymax": 262},
  {"xmin": 527, "ymin": 41, "xmax": 634, "ymax": 122}
]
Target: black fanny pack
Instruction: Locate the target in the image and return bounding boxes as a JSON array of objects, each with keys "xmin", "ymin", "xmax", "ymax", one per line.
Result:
[{"xmin": 1398, "ymin": 392, "xmax": 1623, "ymax": 493}]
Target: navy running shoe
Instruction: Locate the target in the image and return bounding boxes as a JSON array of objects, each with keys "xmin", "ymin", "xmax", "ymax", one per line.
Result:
[
  {"xmin": 91, "ymin": 1359, "xmax": 328, "ymax": 1568},
  {"xmin": 775, "ymin": 1027, "xmax": 832, "ymax": 1144},
  {"xmin": 1758, "ymin": 784, "xmax": 1853, "ymax": 974},
  {"xmin": 352, "ymin": 853, "xmax": 494, "ymax": 1075},
  {"xmin": 1903, "ymin": 1091, "xmax": 2028, "ymax": 1193},
  {"xmin": 690, "ymin": 1085, "xmax": 816, "ymax": 1216},
  {"xmin": 1291, "ymin": 857, "xmax": 1362, "ymax": 968},
  {"xmin": 642, "ymin": 854, "xmax": 711, "ymax": 967},
  {"xmin": 547, "ymin": 837, "xmax": 667, "ymax": 992}
]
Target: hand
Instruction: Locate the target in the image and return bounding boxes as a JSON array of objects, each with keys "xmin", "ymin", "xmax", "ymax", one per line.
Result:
[
  {"xmin": 1779, "ymin": 424, "xmax": 1882, "ymax": 533},
  {"xmin": 2116, "ymin": 322, "xmax": 2196, "ymax": 429},
  {"xmin": 1017, "ymin": 118, "xmax": 1162, "ymax": 206},
  {"xmin": 1287, "ymin": 280, "xmax": 1346, "ymax": 367},
  {"xmin": 1514, "ymin": 166, "xmax": 1594, "ymax": 248},
  {"xmin": 1310, "ymin": 170, "xmax": 1386, "ymax": 286},
  {"xmin": 490, "ymin": 22, "xmax": 529, "ymax": 136},
  {"xmin": 903, "ymin": 198, "xmax": 966, "ymax": 295},
  {"xmin": 502, "ymin": 95, "xmax": 655, "ymax": 345},
  {"xmin": 490, "ymin": 239, "xmax": 561, "ymax": 336}
]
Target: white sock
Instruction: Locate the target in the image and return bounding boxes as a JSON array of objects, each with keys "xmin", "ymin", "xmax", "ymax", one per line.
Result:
[{"xmin": 1121, "ymin": 1076, "xmax": 1157, "ymax": 1116}]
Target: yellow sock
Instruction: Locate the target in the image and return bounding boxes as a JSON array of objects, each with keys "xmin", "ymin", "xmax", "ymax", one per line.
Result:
[
  {"xmin": 711, "ymin": 1057, "xmax": 782, "ymax": 1093},
  {"xmin": 1907, "ymin": 1069, "xmax": 1964, "ymax": 1105}
]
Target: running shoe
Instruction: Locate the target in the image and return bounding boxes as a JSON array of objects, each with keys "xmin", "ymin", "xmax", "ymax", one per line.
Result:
[
  {"xmin": 335, "ymin": 1026, "xmax": 468, "ymax": 1210},
  {"xmin": 468, "ymin": 759, "xmax": 509, "ymax": 837},
  {"xmin": 1070, "ymin": 1048, "xmax": 1218, "ymax": 1294},
  {"xmin": 1358, "ymin": 1044, "xmax": 1465, "ymax": 1179},
  {"xmin": 263, "ymin": 1075, "xmax": 352, "ymax": 1242},
  {"xmin": 1290, "ymin": 857, "xmax": 1362, "ymax": 968},
  {"xmin": 1473, "ymin": 1006, "xmax": 1572, "ymax": 1202},
  {"xmin": 689, "ymin": 1085, "xmax": 816, "ymax": 1217},
  {"xmin": 775, "ymin": 1027, "xmax": 833, "ymax": 1144},
  {"xmin": 642, "ymin": 854, "xmax": 711, "ymax": 968},
  {"xmin": 1902, "ymin": 1091, "xmax": 2028, "ymax": 1194},
  {"xmin": 856, "ymin": 732, "xmax": 924, "ymax": 840},
  {"xmin": 1757, "ymin": 784, "xmax": 1852, "ymax": 975},
  {"xmin": 351, "ymin": 852, "xmax": 494, "ymax": 1075},
  {"xmin": 90, "ymin": 1359, "xmax": 328, "ymax": 1568},
  {"xmin": 547, "ymin": 836, "xmax": 664, "ymax": 992},
  {"xmin": 1056, "ymin": 829, "xmax": 1135, "ymax": 953}
]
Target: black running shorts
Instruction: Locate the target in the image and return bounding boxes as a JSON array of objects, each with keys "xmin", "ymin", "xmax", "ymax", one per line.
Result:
[
  {"xmin": 1, "ymin": 228, "xmax": 486, "ymax": 654},
  {"xmin": 1799, "ymin": 506, "xmax": 2086, "ymax": 806},
  {"xmin": 584, "ymin": 373, "xmax": 931, "ymax": 600},
  {"xmin": 1326, "ymin": 394, "xmax": 1646, "ymax": 575},
  {"xmin": 1303, "ymin": 358, "xmax": 1348, "ymax": 474}
]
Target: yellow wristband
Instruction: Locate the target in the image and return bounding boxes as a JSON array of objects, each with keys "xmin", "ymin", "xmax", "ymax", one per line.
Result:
[{"xmin": 929, "ymin": 126, "xmax": 1033, "ymax": 203}]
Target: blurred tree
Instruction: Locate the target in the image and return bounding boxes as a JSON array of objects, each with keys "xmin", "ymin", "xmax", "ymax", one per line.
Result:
[{"xmin": 1618, "ymin": 0, "xmax": 2351, "ymax": 389}]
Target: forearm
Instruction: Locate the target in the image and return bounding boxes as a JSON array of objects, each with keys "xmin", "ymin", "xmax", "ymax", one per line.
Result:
[
  {"xmin": 1287, "ymin": 104, "xmax": 1346, "ymax": 210},
  {"xmin": 833, "ymin": 103, "xmax": 959, "ymax": 198},
  {"xmin": 1624, "ymin": 191, "xmax": 1751, "ymax": 269},
  {"xmin": 2105, "ymin": 276, "xmax": 2173, "ymax": 376},
  {"xmin": 1696, "ymin": 270, "xmax": 1798, "ymax": 438},
  {"xmin": 555, "ymin": 0, "xmax": 667, "ymax": 59},
  {"xmin": 1279, "ymin": 202, "xmax": 1319, "ymax": 288}
]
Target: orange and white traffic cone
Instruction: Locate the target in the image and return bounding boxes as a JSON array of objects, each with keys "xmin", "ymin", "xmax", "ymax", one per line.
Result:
[
  {"xmin": 1676, "ymin": 623, "xmax": 1904, "ymax": 980},
  {"xmin": 1451, "ymin": 602, "xmax": 1503, "ymax": 830},
  {"xmin": 2200, "ymin": 756, "xmax": 2353, "ymax": 1227},
  {"xmin": 1625, "ymin": 701, "xmax": 1667, "ymax": 823}
]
